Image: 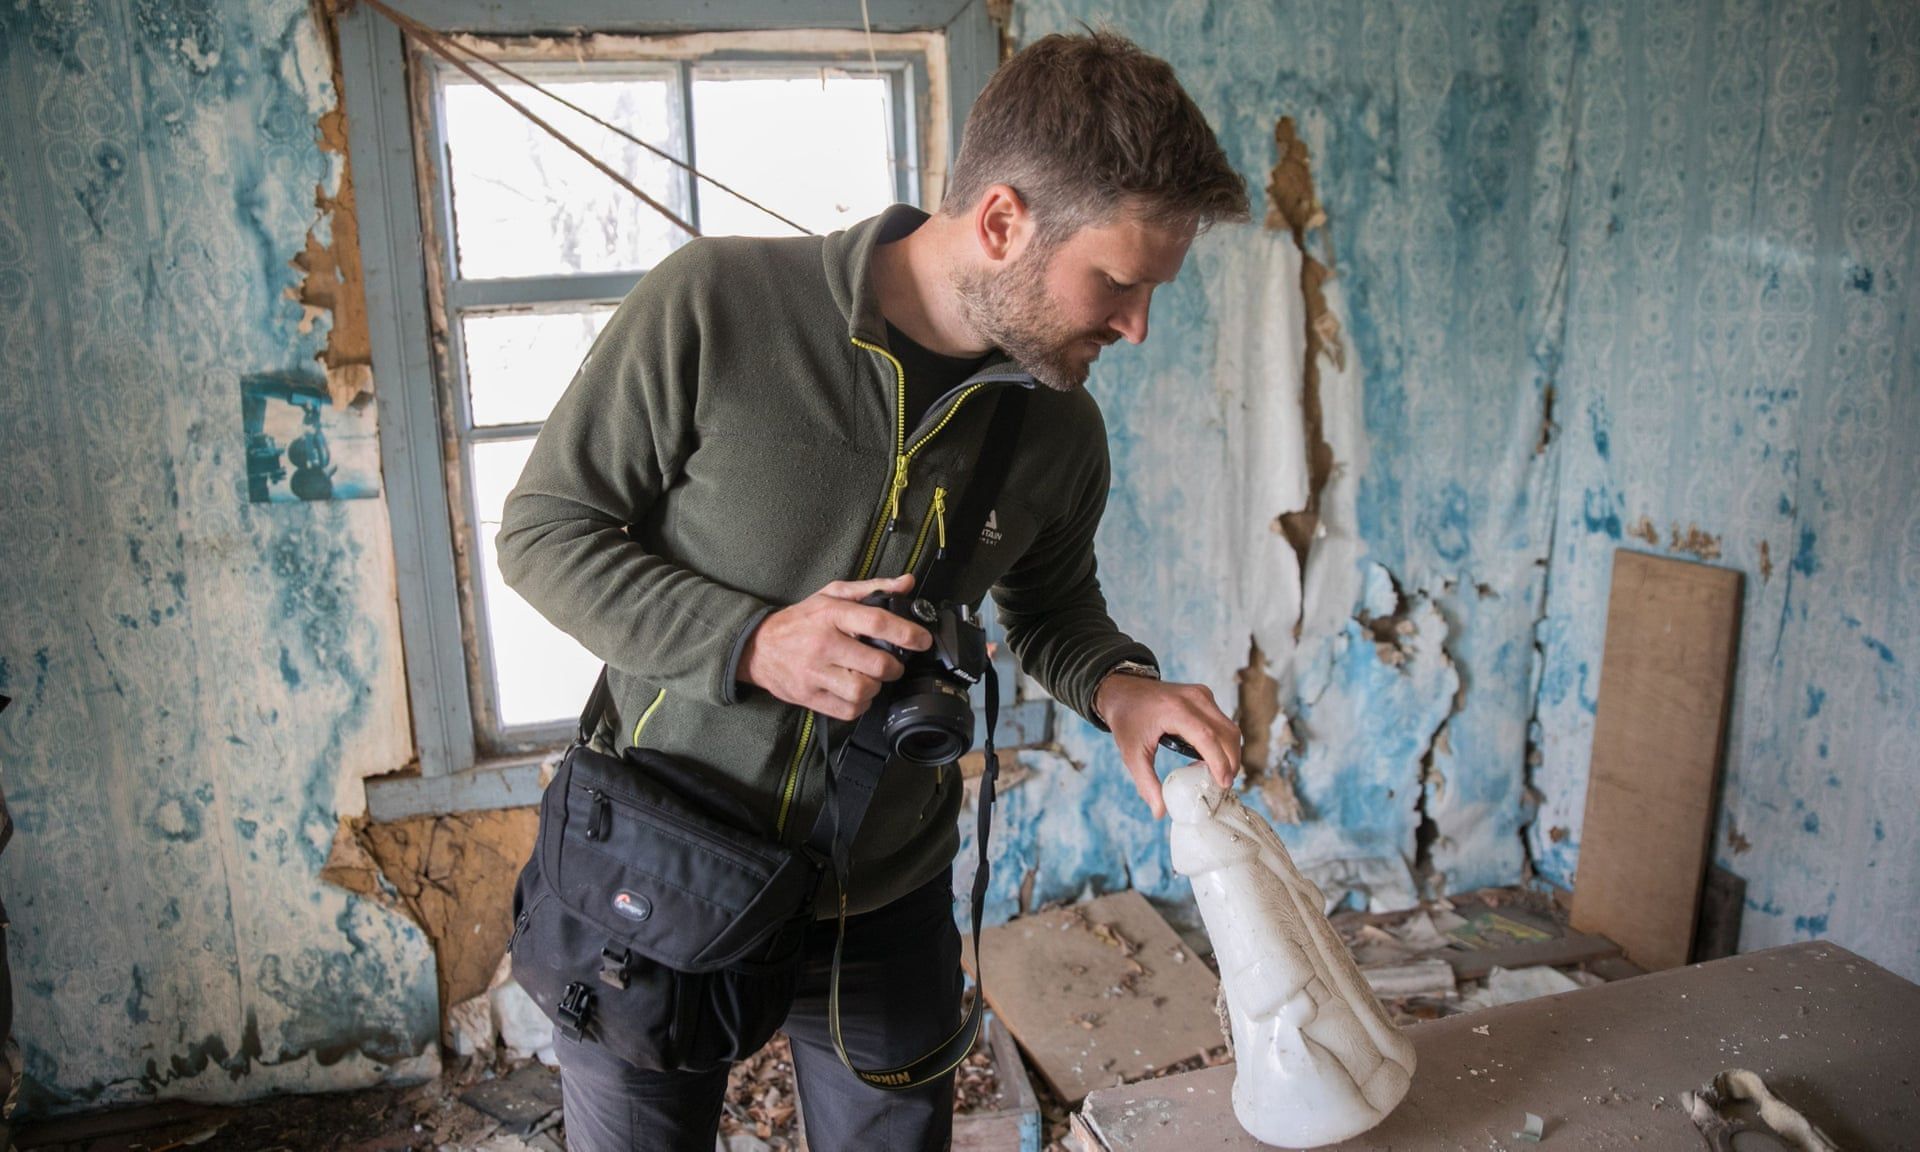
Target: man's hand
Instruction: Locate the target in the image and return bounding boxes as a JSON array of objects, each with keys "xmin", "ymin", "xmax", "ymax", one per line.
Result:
[
  {"xmin": 1096, "ymin": 673, "xmax": 1241, "ymax": 819},
  {"xmin": 739, "ymin": 574, "xmax": 933, "ymax": 721}
]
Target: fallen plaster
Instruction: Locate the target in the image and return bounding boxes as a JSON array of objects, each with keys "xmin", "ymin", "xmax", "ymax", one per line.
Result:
[{"xmin": 323, "ymin": 811, "xmax": 539, "ymax": 1040}]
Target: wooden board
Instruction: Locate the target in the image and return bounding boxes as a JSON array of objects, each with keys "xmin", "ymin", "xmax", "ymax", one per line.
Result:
[
  {"xmin": 969, "ymin": 890, "xmax": 1222, "ymax": 1105},
  {"xmin": 953, "ymin": 1014, "xmax": 1043, "ymax": 1152},
  {"xmin": 1570, "ymin": 549, "xmax": 1742, "ymax": 971},
  {"xmin": 1072, "ymin": 941, "xmax": 1920, "ymax": 1151}
]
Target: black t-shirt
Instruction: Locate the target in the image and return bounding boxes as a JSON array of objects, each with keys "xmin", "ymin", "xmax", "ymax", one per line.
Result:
[{"xmin": 885, "ymin": 320, "xmax": 992, "ymax": 432}]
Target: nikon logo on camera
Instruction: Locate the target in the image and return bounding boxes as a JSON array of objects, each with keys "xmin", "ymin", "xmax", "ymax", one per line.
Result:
[{"xmin": 979, "ymin": 509, "xmax": 1003, "ymax": 546}]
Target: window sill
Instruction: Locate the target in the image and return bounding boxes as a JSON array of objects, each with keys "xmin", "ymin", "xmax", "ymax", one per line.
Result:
[
  {"xmin": 360, "ymin": 698, "xmax": 1055, "ymax": 822},
  {"xmin": 363, "ymin": 749, "xmax": 563, "ymax": 822}
]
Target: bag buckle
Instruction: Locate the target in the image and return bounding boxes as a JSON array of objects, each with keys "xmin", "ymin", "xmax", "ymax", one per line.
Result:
[
  {"xmin": 557, "ymin": 980, "xmax": 594, "ymax": 1039},
  {"xmin": 598, "ymin": 945, "xmax": 633, "ymax": 989}
]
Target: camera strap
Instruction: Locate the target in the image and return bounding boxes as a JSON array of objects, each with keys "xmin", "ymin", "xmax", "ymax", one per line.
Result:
[{"xmin": 806, "ymin": 383, "xmax": 1030, "ymax": 1091}]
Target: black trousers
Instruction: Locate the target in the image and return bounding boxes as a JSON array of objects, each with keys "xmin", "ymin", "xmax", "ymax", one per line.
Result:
[{"xmin": 554, "ymin": 870, "xmax": 964, "ymax": 1152}]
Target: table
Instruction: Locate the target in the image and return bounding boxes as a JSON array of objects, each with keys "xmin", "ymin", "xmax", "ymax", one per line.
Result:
[{"xmin": 1071, "ymin": 942, "xmax": 1919, "ymax": 1150}]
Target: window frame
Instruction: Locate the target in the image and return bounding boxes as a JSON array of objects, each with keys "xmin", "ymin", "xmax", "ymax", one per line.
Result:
[
  {"xmin": 339, "ymin": 0, "xmax": 1036, "ymax": 820},
  {"xmin": 422, "ymin": 45, "xmax": 930, "ymax": 758}
]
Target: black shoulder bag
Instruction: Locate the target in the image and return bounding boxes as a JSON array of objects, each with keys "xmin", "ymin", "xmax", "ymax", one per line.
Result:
[{"xmin": 508, "ymin": 387, "xmax": 1030, "ymax": 1080}]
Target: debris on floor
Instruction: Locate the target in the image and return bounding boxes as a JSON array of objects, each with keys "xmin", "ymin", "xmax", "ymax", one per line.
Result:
[
  {"xmin": 1361, "ymin": 958, "xmax": 1458, "ymax": 999},
  {"xmin": 1320, "ymin": 884, "xmax": 1634, "ymax": 1027},
  {"xmin": 14, "ymin": 1049, "xmax": 548, "ymax": 1152},
  {"xmin": 13, "ymin": 883, "xmax": 1613, "ymax": 1152},
  {"xmin": 720, "ymin": 1033, "xmax": 799, "ymax": 1151},
  {"xmin": 457, "ymin": 1063, "xmax": 563, "ymax": 1138},
  {"xmin": 1461, "ymin": 964, "xmax": 1584, "ymax": 1009}
]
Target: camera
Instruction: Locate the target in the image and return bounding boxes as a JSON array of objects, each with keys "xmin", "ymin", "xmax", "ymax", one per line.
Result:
[{"xmin": 859, "ymin": 593, "xmax": 989, "ymax": 766}]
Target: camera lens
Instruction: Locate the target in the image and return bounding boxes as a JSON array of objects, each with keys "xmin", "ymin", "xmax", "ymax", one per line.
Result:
[{"xmin": 882, "ymin": 677, "xmax": 974, "ymax": 766}]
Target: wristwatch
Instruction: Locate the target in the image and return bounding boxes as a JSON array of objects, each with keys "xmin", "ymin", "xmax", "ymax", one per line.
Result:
[{"xmin": 1092, "ymin": 659, "xmax": 1160, "ymax": 727}]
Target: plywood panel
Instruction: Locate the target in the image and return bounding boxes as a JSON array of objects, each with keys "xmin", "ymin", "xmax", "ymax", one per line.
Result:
[
  {"xmin": 968, "ymin": 891, "xmax": 1222, "ymax": 1105},
  {"xmin": 1074, "ymin": 942, "xmax": 1919, "ymax": 1150},
  {"xmin": 1570, "ymin": 550, "xmax": 1743, "ymax": 971}
]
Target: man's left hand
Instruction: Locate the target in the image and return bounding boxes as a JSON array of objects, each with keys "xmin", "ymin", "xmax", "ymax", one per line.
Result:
[{"xmin": 1094, "ymin": 674, "xmax": 1240, "ymax": 819}]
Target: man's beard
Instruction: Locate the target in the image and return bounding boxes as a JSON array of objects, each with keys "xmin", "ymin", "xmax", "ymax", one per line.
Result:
[{"xmin": 951, "ymin": 249, "xmax": 1108, "ymax": 392}]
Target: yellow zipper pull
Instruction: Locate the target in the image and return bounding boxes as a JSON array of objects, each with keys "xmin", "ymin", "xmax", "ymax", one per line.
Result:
[
  {"xmin": 932, "ymin": 488, "xmax": 948, "ymax": 558},
  {"xmin": 888, "ymin": 455, "xmax": 910, "ymax": 532}
]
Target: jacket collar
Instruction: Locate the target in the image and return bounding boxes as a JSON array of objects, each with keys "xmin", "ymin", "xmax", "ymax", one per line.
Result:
[{"xmin": 823, "ymin": 204, "xmax": 1032, "ymax": 382}]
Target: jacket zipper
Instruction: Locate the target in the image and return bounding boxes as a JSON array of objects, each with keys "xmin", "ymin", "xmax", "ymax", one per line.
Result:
[
  {"xmin": 630, "ymin": 688, "xmax": 666, "ymax": 746},
  {"xmin": 906, "ymin": 487, "xmax": 948, "ymax": 572},
  {"xmin": 772, "ymin": 340, "xmax": 1000, "ymax": 838}
]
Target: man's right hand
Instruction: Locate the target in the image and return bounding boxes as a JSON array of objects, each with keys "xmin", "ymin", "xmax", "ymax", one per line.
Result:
[{"xmin": 738, "ymin": 573, "xmax": 933, "ymax": 721}]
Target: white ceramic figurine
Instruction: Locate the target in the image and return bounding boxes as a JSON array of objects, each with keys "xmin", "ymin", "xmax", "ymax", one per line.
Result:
[{"xmin": 1165, "ymin": 765, "xmax": 1416, "ymax": 1148}]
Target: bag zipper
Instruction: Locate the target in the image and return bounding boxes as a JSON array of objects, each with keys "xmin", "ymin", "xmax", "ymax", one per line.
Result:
[
  {"xmin": 576, "ymin": 775, "xmax": 787, "ymax": 871},
  {"xmin": 772, "ymin": 340, "xmax": 1003, "ymax": 839}
]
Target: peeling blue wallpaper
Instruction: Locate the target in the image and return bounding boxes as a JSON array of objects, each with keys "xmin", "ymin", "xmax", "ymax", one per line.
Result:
[
  {"xmin": 0, "ymin": 0, "xmax": 435, "ymax": 1114},
  {"xmin": 997, "ymin": 0, "xmax": 1917, "ymax": 982},
  {"xmin": 1529, "ymin": 0, "xmax": 1920, "ymax": 979}
]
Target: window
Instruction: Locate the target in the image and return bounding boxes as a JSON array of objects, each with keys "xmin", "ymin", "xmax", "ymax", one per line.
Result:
[
  {"xmin": 422, "ymin": 40, "xmax": 931, "ymax": 754},
  {"xmin": 340, "ymin": 2, "xmax": 1022, "ymax": 817}
]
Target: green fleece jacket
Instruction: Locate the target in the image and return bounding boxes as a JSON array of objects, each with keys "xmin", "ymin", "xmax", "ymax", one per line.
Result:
[{"xmin": 498, "ymin": 205, "xmax": 1155, "ymax": 914}]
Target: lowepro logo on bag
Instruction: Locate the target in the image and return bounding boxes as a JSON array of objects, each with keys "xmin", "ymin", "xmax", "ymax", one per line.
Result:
[{"xmin": 612, "ymin": 890, "xmax": 652, "ymax": 921}]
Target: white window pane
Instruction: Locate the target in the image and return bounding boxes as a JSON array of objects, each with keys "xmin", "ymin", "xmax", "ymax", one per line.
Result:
[
  {"xmin": 441, "ymin": 70, "xmax": 689, "ymax": 279},
  {"xmin": 471, "ymin": 438, "xmax": 601, "ymax": 728},
  {"xmin": 692, "ymin": 71, "xmax": 899, "ymax": 237},
  {"xmin": 462, "ymin": 308, "xmax": 615, "ymax": 427}
]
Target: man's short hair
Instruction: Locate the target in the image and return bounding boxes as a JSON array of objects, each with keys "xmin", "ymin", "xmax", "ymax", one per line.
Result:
[{"xmin": 941, "ymin": 31, "xmax": 1251, "ymax": 242}]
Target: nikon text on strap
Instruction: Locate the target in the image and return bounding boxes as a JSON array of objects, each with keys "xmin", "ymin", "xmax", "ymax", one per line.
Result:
[{"xmin": 806, "ymin": 383, "xmax": 1030, "ymax": 1090}]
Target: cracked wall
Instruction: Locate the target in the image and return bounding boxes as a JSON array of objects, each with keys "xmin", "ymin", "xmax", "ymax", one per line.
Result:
[{"xmin": 0, "ymin": 0, "xmax": 433, "ymax": 1114}]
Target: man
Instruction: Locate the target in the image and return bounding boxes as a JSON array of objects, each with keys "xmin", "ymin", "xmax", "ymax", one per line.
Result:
[{"xmin": 499, "ymin": 30, "xmax": 1250, "ymax": 1152}]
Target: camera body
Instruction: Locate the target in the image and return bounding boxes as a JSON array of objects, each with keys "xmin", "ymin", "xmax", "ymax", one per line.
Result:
[{"xmin": 859, "ymin": 592, "xmax": 988, "ymax": 766}]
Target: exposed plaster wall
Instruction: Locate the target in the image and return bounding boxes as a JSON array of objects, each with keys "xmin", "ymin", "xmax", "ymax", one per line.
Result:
[
  {"xmin": 0, "ymin": 0, "xmax": 434, "ymax": 1114},
  {"xmin": 324, "ymin": 811, "xmax": 537, "ymax": 1033}
]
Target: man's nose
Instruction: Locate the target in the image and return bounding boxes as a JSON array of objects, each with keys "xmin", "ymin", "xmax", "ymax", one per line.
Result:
[{"xmin": 1108, "ymin": 295, "xmax": 1151, "ymax": 345}]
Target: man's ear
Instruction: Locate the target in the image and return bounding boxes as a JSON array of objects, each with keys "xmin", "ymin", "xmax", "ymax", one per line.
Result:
[{"xmin": 973, "ymin": 184, "xmax": 1031, "ymax": 265}]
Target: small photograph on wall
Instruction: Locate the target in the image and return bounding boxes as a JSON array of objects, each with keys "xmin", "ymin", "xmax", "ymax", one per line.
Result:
[{"xmin": 241, "ymin": 371, "xmax": 381, "ymax": 503}]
